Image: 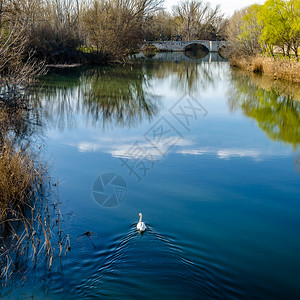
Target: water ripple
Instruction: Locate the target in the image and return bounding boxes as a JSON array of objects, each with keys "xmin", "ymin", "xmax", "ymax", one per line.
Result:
[{"xmin": 69, "ymin": 224, "xmax": 242, "ymax": 299}]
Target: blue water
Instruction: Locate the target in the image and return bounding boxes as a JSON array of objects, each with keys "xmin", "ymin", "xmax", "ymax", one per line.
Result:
[{"xmin": 4, "ymin": 53, "xmax": 300, "ymax": 299}]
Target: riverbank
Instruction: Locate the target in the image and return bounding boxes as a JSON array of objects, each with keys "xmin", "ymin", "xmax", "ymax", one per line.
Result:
[{"xmin": 230, "ymin": 56, "xmax": 300, "ymax": 83}]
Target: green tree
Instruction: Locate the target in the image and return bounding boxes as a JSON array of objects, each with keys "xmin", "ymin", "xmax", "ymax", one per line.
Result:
[
  {"xmin": 258, "ymin": 0, "xmax": 300, "ymax": 58},
  {"xmin": 240, "ymin": 4, "xmax": 262, "ymax": 55}
]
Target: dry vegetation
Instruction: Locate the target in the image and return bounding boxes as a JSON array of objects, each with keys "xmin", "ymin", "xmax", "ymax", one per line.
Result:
[
  {"xmin": 0, "ymin": 0, "xmax": 229, "ymax": 65},
  {"xmin": 0, "ymin": 4, "xmax": 68, "ymax": 281},
  {"xmin": 0, "ymin": 0, "xmax": 165, "ymax": 65},
  {"xmin": 0, "ymin": 108, "xmax": 71, "ymax": 286},
  {"xmin": 230, "ymin": 56, "xmax": 300, "ymax": 83}
]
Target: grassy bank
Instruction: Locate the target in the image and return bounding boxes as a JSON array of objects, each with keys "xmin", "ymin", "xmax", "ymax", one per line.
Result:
[{"xmin": 230, "ymin": 56, "xmax": 300, "ymax": 83}]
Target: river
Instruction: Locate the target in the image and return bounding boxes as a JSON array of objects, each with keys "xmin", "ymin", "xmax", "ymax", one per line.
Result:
[{"xmin": 4, "ymin": 52, "xmax": 300, "ymax": 299}]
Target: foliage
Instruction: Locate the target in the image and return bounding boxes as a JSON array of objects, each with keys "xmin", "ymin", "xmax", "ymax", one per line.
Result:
[
  {"xmin": 228, "ymin": 0, "xmax": 300, "ymax": 60},
  {"xmin": 1, "ymin": 0, "xmax": 164, "ymax": 65},
  {"xmin": 1, "ymin": 0, "xmax": 229, "ymax": 64},
  {"xmin": 258, "ymin": 0, "xmax": 300, "ymax": 58}
]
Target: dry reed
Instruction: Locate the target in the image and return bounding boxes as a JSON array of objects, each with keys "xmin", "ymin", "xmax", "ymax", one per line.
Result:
[
  {"xmin": 230, "ymin": 55, "xmax": 300, "ymax": 83},
  {"xmin": 0, "ymin": 109, "xmax": 69, "ymax": 286}
]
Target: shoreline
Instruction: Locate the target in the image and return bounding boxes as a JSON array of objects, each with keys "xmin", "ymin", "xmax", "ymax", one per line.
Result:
[{"xmin": 230, "ymin": 55, "xmax": 300, "ymax": 84}]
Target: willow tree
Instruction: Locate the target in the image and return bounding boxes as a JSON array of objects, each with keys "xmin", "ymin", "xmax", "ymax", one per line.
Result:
[
  {"xmin": 258, "ymin": 0, "xmax": 300, "ymax": 59},
  {"xmin": 289, "ymin": 0, "xmax": 300, "ymax": 59},
  {"xmin": 239, "ymin": 4, "xmax": 262, "ymax": 55}
]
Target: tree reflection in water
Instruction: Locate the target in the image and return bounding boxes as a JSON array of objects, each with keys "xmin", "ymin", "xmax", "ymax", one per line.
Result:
[
  {"xmin": 35, "ymin": 64, "xmax": 161, "ymax": 131},
  {"xmin": 35, "ymin": 53, "xmax": 227, "ymax": 131},
  {"xmin": 227, "ymin": 72, "xmax": 300, "ymax": 148},
  {"xmin": 227, "ymin": 71, "xmax": 300, "ymax": 171},
  {"xmin": 139, "ymin": 51, "xmax": 227, "ymax": 95},
  {"xmin": 80, "ymin": 67, "xmax": 160, "ymax": 128}
]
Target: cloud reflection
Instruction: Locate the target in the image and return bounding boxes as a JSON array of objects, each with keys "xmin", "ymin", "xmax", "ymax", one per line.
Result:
[
  {"xmin": 69, "ymin": 135, "xmax": 289, "ymax": 162},
  {"xmin": 177, "ymin": 147, "xmax": 290, "ymax": 160}
]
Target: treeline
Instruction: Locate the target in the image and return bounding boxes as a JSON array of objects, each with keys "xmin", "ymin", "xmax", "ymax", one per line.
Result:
[
  {"xmin": 145, "ymin": 0, "xmax": 228, "ymax": 41},
  {"xmin": 0, "ymin": 0, "xmax": 228, "ymax": 66},
  {"xmin": 0, "ymin": 0, "xmax": 163, "ymax": 66},
  {"xmin": 227, "ymin": 0, "xmax": 300, "ymax": 59}
]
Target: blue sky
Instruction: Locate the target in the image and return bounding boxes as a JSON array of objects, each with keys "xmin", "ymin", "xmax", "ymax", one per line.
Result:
[{"xmin": 163, "ymin": 0, "xmax": 265, "ymax": 17}]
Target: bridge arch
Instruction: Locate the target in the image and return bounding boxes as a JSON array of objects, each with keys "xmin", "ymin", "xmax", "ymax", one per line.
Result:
[
  {"xmin": 217, "ymin": 45, "xmax": 228, "ymax": 58},
  {"xmin": 183, "ymin": 42, "xmax": 210, "ymax": 53}
]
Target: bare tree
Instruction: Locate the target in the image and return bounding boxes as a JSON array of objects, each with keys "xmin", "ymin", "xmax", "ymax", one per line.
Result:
[
  {"xmin": 172, "ymin": 0, "xmax": 223, "ymax": 41},
  {"xmin": 81, "ymin": 0, "xmax": 163, "ymax": 61},
  {"xmin": 144, "ymin": 10, "xmax": 174, "ymax": 41},
  {"xmin": 0, "ymin": 1, "xmax": 45, "ymax": 107}
]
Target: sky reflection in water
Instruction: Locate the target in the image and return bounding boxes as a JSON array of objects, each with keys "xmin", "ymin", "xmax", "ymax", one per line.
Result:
[{"xmin": 11, "ymin": 51, "xmax": 300, "ymax": 299}]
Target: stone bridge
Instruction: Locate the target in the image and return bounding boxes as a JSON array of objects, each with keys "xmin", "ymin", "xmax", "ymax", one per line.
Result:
[{"xmin": 143, "ymin": 40, "xmax": 227, "ymax": 52}]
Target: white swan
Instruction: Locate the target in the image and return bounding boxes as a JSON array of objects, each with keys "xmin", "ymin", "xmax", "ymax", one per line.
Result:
[{"xmin": 137, "ymin": 213, "xmax": 146, "ymax": 232}]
